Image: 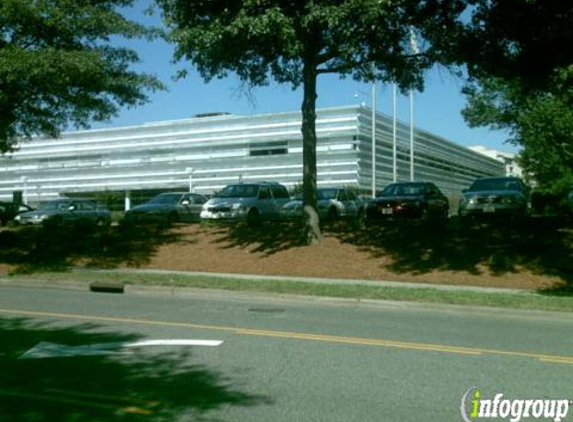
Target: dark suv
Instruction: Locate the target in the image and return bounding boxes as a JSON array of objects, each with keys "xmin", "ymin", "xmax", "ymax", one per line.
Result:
[
  {"xmin": 458, "ymin": 177, "xmax": 530, "ymax": 220},
  {"xmin": 201, "ymin": 182, "xmax": 290, "ymax": 225}
]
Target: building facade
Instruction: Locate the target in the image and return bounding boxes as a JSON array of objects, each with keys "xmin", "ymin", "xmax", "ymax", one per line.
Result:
[
  {"xmin": 468, "ymin": 145, "xmax": 523, "ymax": 178},
  {"xmin": 0, "ymin": 106, "xmax": 504, "ymax": 209}
]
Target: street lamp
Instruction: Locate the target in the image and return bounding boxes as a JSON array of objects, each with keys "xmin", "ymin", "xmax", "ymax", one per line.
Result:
[
  {"xmin": 371, "ymin": 81, "xmax": 376, "ymax": 198},
  {"xmin": 392, "ymin": 83, "xmax": 397, "ymax": 183},
  {"xmin": 355, "ymin": 87, "xmax": 377, "ymax": 198},
  {"xmin": 409, "ymin": 27, "xmax": 419, "ymax": 182}
]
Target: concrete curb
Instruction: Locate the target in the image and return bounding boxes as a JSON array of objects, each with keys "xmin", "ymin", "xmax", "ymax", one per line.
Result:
[
  {"xmin": 85, "ymin": 268, "xmax": 531, "ymax": 295},
  {"xmin": 0, "ymin": 267, "xmax": 537, "ymax": 297},
  {"xmin": 2, "ymin": 273, "xmax": 571, "ymax": 320}
]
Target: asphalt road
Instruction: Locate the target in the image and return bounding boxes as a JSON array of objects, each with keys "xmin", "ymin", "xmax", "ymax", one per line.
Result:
[{"xmin": 0, "ymin": 283, "xmax": 572, "ymax": 422}]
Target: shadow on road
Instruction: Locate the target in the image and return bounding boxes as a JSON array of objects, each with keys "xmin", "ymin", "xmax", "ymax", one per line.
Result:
[
  {"xmin": 0, "ymin": 318, "xmax": 268, "ymax": 422},
  {"xmin": 0, "ymin": 223, "xmax": 195, "ymax": 274}
]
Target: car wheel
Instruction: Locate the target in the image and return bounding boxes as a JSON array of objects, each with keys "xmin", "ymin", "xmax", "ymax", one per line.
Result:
[
  {"xmin": 167, "ymin": 212, "xmax": 179, "ymax": 225},
  {"xmin": 440, "ymin": 209, "xmax": 449, "ymax": 223},
  {"xmin": 327, "ymin": 206, "xmax": 338, "ymax": 221},
  {"xmin": 458, "ymin": 214, "xmax": 472, "ymax": 228},
  {"xmin": 355, "ymin": 208, "xmax": 365, "ymax": 228},
  {"xmin": 420, "ymin": 207, "xmax": 430, "ymax": 223},
  {"xmin": 247, "ymin": 208, "xmax": 260, "ymax": 227},
  {"xmin": 44, "ymin": 216, "xmax": 63, "ymax": 229}
]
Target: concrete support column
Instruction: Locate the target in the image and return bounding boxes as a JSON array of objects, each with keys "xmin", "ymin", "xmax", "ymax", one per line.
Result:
[
  {"xmin": 124, "ymin": 190, "xmax": 131, "ymax": 211},
  {"xmin": 187, "ymin": 167, "xmax": 194, "ymax": 192},
  {"xmin": 20, "ymin": 176, "xmax": 28, "ymax": 204}
]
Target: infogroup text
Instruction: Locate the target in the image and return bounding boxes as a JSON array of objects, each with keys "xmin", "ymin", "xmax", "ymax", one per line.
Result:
[{"xmin": 461, "ymin": 388, "xmax": 571, "ymax": 422}]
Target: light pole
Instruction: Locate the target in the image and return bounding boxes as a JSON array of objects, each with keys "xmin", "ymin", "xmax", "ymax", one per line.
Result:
[
  {"xmin": 409, "ymin": 27, "xmax": 419, "ymax": 182},
  {"xmin": 371, "ymin": 81, "xmax": 377, "ymax": 198},
  {"xmin": 410, "ymin": 88, "xmax": 414, "ymax": 181},
  {"xmin": 392, "ymin": 83, "xmax": 397, "ymax": 183},
  {"xmin": 354, "ymin": 86, "xmax": 377, "ymax": 197}
]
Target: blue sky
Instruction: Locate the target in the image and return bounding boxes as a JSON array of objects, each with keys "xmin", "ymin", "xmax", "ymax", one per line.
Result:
[{"xmin": 94, "ymin": 3, "xmax": 516, "ymax": 154}]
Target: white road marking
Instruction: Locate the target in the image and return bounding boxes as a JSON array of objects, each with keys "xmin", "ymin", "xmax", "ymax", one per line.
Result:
[{"xmin": 19, "ymin": 339, "xmax": 223, "ymax": 359}]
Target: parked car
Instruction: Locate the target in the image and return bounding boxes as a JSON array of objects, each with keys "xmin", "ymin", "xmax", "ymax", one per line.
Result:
[
  {"xmin": 458, "ymin": 176, "xmax": 530, "ymax": 220},
  {"xmin": 282, "ymin": 187, "xmax": 365, "ymax": 221},
  {"xmin": 14, "ymin": 198, "xmax": 111, "ymax": 227},
  {"xmin": 124, "ymin": 192, "xmax": 208, "ymax": 224},
  {"xmin": 365, "ymin": 182, "xmax": 449, "ymax": 222},
  {"xmin": 0, "ymin": 202, "xmax": 34, "ymax": 226},
  {"xmin": 200, "ymin": 182, "xmax": 290, "ymax": 225}
]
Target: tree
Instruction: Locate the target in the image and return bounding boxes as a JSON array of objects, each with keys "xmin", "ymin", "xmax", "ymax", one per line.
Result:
[
  {"xmin": 456, "ymin": 1, "xmax": 573, "ymax": 193},
  {"xmin": 455, "ymin": 0, "xmax": 573, "ymax": 91},
  {"xmin": 462, "ymin": 72, "xmax": 573, "ymax": 193},
  {"xmin": 156, "ymin": 0, "xmax": 466, "ymax": 243},
  {"xmin": 0, "ymin": 0, "xmax": 164, "ymax": 153}
]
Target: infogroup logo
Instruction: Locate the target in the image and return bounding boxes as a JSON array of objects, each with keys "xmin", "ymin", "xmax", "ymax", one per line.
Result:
[{"xmin": 460, "ymin": 387, "xmax": 571, "ymax": 422}]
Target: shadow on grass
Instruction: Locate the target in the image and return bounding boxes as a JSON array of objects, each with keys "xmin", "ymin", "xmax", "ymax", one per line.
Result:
[
  {"xmin": 207, "ymin": 216, "xmax": 573, "ymax": 289},
  {"xmin": 0, "ymin": 318, "xmax": 268, "ymax": 422},
  {"xmin": 3, "ymin": 216, "xmax": 573, "ymax": 295},
  {"xmin": 207, "ymin": 221, "xmax": 308, "ymax": 256},
  {"xmin": 0, "ymin": 223, "xmax": 196, "ymax": 274},
  {"xmin": 334, "ymin": 216, "xmax": 573, "ymax": 284}
]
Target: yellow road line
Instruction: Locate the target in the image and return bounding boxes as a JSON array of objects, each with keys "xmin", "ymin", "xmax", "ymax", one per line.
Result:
[
  {"xmin": 2, "ymin": 307, "xmax": 572, "ymax": 364},
  {"xmin": 236, "ymin": 328, "xmax": 483, "ymax": 355},
  {"xmin": 538, "ymin": 357, "xmax": 573, "ymax": 365}
]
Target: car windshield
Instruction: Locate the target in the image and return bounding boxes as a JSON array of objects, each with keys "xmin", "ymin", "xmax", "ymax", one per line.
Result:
[
  {"xmin": 469, "ymin": 179, "xmax": 522, "ymax": 192},
  {"xmin": 380, "ymin": 184, "xmax": 426, "ymax": 196},
  {"xmin": 317, "ymin": 189, "xmax": 338, "ymax": 200},
  {"xmin": 215, "ymin": 185, "xmax": 259, "ymax": 198},
  {"xmin": 148, "ymin": 194, "xmax": 182, "ymax": 205},
  {"xmin": 37, "ymin": 201, "xmax": 71, "ymax": 211}
]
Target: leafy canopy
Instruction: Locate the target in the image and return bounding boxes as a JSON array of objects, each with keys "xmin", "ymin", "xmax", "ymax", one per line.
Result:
[
  {"xmin": 458, "ymin": 1, "xmax": 573, "ymax": 193},
  {"xmin": 462, "ymin": 71, "xmax": 573, "ymax": 193},
  {"xmin": 158, "ymin": 0, "xmax": 465, "ymax": 92},
  {"xmin": 0, "ymin": 0, "xmax": 164, "ymax": 153},
  {"xmin": 456, "ymin": 0, "xmax": 573, "ymax": 91}
]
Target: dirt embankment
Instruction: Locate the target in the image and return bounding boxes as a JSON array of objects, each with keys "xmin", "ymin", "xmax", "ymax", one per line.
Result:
[{"xmin": 1, "ymin": 219, "xmax": 572, "ymax": 292}]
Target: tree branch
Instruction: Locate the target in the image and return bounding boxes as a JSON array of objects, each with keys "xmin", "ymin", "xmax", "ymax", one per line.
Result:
[{"xmin": 317, "ymin": 51, "xmax": 429, "ymax": 75}]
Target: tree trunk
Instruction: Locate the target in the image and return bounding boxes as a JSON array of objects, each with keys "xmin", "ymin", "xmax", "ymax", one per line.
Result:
[{"xmin": 301, "ymin": 61, "xmax": 321, "ymax": 245}]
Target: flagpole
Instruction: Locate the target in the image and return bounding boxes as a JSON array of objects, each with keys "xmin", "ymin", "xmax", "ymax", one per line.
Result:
[
  {"xmin": 410, "ymin": 89, "xmax": 414, "ymax": 181},
  {"xmin": 371, "ymin": 81, "xmax": 377, "ymax": 198},
  {"xmin": 410, "ymin": 27, "xmax": 420, "ymax": 182},
  {"xmin": 409, "ymin": 27, "xmax": 419, "ymax": 182},
  {"xmin": 392, "ymin": 83, "xmax": 397, "ymax": 183}
]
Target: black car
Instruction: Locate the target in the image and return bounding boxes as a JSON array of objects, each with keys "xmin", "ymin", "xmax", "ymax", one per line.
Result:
[
  {"xmin": 0, "ymin": 202, "xmax": 34, "ymax": 226},
  {"xmin": 458, "ymin": 177, "xmax": 529, "ymax": 220},
  {"xmin": 365, "ymin": 182, "xmax": 449, "ymax": 222}
]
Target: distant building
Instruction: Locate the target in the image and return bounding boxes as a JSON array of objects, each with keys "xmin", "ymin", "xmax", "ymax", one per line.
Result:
[
  {"xmin": 0, "ymin": 106, "xmax": 504, "ymax": 209},
  {"xmin": 468, "ymin": 145, "xmax": 523, "ymax": 178}
]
